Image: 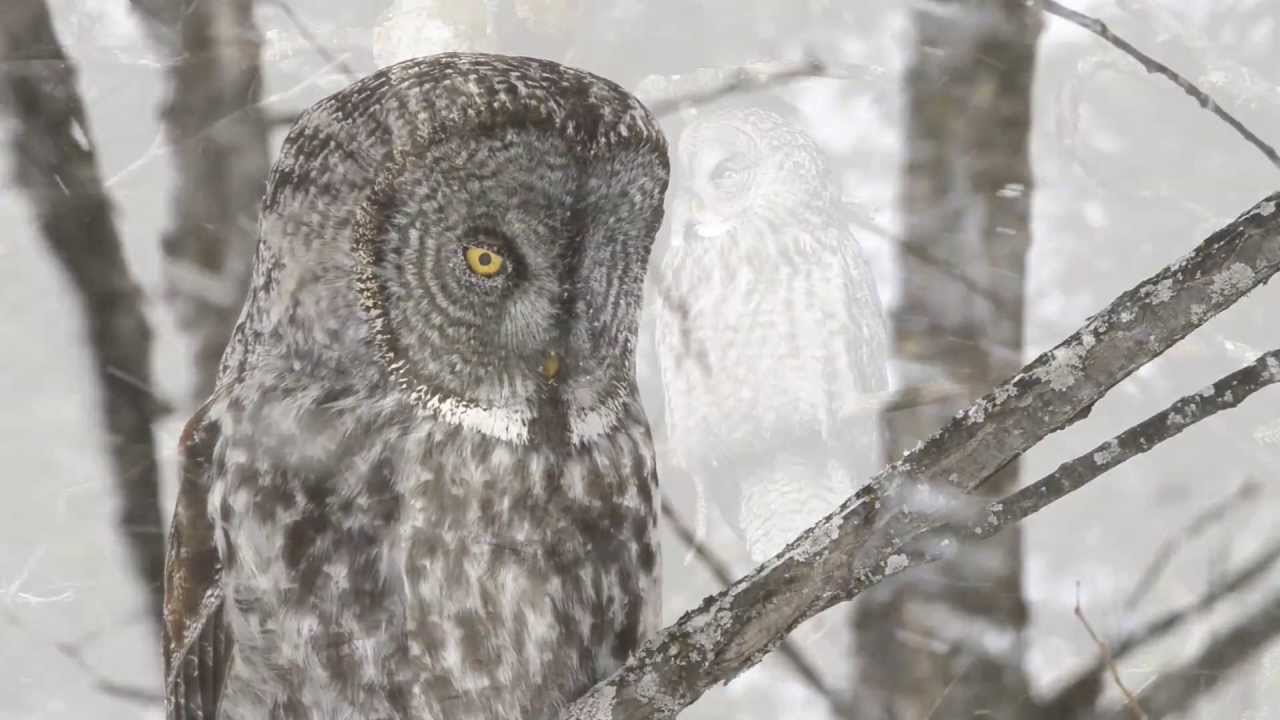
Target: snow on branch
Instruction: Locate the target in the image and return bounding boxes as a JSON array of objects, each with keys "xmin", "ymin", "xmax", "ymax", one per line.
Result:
[{"xmin": 562, "ymin": 193, "xmax": 1280, "ymax": 719}]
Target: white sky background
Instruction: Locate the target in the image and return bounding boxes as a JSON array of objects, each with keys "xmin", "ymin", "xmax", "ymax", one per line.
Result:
[{"xmin": 2, "ymin": 0, "xmax": 1279, "ymax": 717}]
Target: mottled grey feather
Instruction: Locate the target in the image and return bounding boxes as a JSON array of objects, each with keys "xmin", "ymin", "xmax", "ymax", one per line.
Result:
[{"xmin": 163, "ymin": 52, "xmax": 669, "ymax": 719}]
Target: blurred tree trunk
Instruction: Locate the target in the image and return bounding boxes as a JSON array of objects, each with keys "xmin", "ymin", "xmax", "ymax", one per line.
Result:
[
  {"xmin": 851, "ymin": 2, "xmax": 1042, "ymax": 718},
  {"xmin": 131, "ymin": 0, "xmax": 270, "ymax": 402},
  {"xmin": 0, "ymin": 0, "xmax": 165, "ymax": 631}
]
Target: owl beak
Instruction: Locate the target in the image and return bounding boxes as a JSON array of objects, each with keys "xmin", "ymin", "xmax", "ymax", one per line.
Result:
[{"xmin": 542, "ymin": 351, "xmax": 561, "ymax": 383}]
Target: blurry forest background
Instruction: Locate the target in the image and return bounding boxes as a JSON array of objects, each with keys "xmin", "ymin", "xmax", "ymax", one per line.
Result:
[{"xmin": 2, "ymin": 0, "xmax": 1279, "ymax": 718}]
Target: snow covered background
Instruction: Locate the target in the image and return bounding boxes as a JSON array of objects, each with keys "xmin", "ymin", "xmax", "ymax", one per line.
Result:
[{"xmin": 2, "ymin": 0, "xmax": 1279, "ymax": 717}]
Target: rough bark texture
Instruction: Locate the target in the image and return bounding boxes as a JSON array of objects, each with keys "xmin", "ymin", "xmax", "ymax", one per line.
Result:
[
  {"xmin": 850, "ymin": 2, "xmax": 1042, "ymax": 717},
  {"xmin": 0, "ymin": 0, "xmax": 165, "ymax": 630},
  {"xmin": 130, "ymin": 0, "xmax": 270, "ymax": 401},
  {"xmin": 561, "ymin": 188, "xmax": 1280, "ymax": 719}
]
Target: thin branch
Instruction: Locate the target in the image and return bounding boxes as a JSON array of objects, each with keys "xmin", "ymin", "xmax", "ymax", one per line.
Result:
[
  {"xmin": 661, "ymin": 497, "xmax": 735, "ymax": 584},
  {"xmin": 1044, "ymin": 537, "xmax": 1280, "ymax": 717},
  {"xmin": 1096, "ymin": 586, "xmax": 1280, "ymax": 720},
  {"xmin": 659, "ymin": 499, "xmax": 855, "ymax": 718},
  {"xmin": 976, "ymin": 350, "xmax": 1280, "ymax": 545},
  {"xmin": 647, "ymin": 56, "xmax": 832, "ymax": 117},
  {"xmin": 1073, "ymin": 587, "xmax": 1148, "ymax": 720},
  {"xmin": 562, "ymin": 190, "xmax": 1280, "ymax": 719},
  {"xmin": 0, "ymin": 606, "xmax": 164, "ymax": 705},
  {"xmin": 0, "ymin": 0, "xmax": 165, "ymax": 632},
  {"xmin": 1039, "ymin": 0, "xmax": 1280, "ymax": 170},
  {"xmin": 1124, "ymin": 479, "xmax": 1262, "ymax": 609},
  {"xmin": 841, "ymin": 202, "xmax": 1009, "ymax": 309}
]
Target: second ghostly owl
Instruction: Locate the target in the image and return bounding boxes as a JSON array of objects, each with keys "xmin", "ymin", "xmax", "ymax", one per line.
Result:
[
  {"xmin": 653, "ymin": 104, "xmax": 888, "ymax": 563},
  {"xmin": 163, "ymin": 53, "xmax": 668, "ymax": 719}
]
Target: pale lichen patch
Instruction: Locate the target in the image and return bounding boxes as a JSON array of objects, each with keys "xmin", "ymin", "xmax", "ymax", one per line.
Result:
[
  {"xmin": 884, "ymin": 553, "xmax": 909, "ymax": 574},
  {"xmin": 1035, "ymin": 336, "xmax": 1092, "ymax": 391},
  {"xmin": 569, "ymin": 684, "xmax": 617, "ymax": 720},
  {"xmin": 1142, "ymin": 278, "xmax": 1176, "ymax": 304},
  {"xmin": 1209, "ymin": 262, "xmax": 1256, "ymax": 302},
  {"xmin": 1092, "ymin": 439, "xmax": 1120, "ymax": 466}
]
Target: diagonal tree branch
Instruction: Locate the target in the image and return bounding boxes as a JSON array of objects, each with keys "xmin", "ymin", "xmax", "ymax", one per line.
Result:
[
  {"xmin": 562, "ymin": 191, "xmax": 1280, "ymax": 719},
  {"xmin": 0, "ymin": 0, "xmax": 165, "ymax": 631},
  {"xmin": 1039, "ymin": 0, "xmax": 1280, "ymax": 170},
  {"xmin": 658, "ymin": 499, "xmax": 854, "ymax": 718}
]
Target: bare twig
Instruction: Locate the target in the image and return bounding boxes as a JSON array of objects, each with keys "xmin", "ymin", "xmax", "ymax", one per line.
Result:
[
  {"xmin": 562, "ymin": 190, "xmax": 1280, "ymax": 719},
  {"xmin": 1044, "ymin": 538, "xmax": 1280, "ymax": 717},
  {"xmin": 841, "ymin": 202, "xmax": 1009, "ymax": 309},
  {"xmin": 1073, "ymin": 586, "xmax": 1148, "ymax": 720},
  {"xmin": 0, "ymin": 606, "xmax": 164, "ymax": 705},
  {"xmin": 1039, "ymin": 0, "xmax": 1280, "ymax": 170},
  {"xmin": 661, "ymin": 497, "xmax": 734, "ymax": 583},
  {"xmin": 0, "ymin": 0, "xmax": 165, "ymax": 632},
  {"xmin": 647, "ymin": 56, "xmax": 831, "ymax": 117},
  {"xmin": 659, "ymin": 498, "xmax": 854, "ymax": 718},
  {"xmin": 1096, "ymin": 586, "xmax": 1280, "ymax": 720},
  {"xmin": 1124, "ymin": 480, "xmax": 1262, "ymax": 609}
]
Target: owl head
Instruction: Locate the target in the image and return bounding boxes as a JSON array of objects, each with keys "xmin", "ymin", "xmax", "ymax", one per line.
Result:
[
  {"xmin": 673, "ymin": 104, "xmax": 833, "ymax": 244},
  {"xmin": 226, "ymin": 53, "xmax": 669, "ymax": 446}
]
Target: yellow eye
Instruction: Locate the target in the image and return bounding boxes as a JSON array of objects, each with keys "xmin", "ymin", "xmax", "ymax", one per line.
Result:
[{"xmin": 464, "ymin": 246, "xmax": 504, "ymax": 277}]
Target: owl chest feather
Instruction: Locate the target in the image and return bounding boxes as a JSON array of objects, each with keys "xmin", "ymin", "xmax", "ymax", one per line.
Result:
[{"xmin": 211, "ymin": 399, "xmax": 659, "ymax": 720}]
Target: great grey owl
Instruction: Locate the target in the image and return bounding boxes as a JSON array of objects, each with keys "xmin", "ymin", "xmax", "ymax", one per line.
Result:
[
  {"xmin": 653, "ymin": 104, "xmax": 888, "ymax": 564},
  {"xmin": 163, "ymin": 53, "xmax": 669, "ymax": 719}
]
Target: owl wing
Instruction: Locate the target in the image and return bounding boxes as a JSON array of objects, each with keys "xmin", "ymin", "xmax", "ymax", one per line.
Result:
[{"xmin": 163, "ymin": 397, "xmax": 231, "ymax": 720}]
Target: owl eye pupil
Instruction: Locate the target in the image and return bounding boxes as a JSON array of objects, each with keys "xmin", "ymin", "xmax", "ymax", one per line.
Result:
[{"xmin": 464, "ymin": 244, "xmax": 505, "ymax": 278}]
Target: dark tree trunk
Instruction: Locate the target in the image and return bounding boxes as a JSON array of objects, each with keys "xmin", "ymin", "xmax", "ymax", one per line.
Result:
[
  {"xmin": 851, "ymin": 2, "xmax": 1043, "ymax": 717},
  {"xmin": 0, "ymin": 0, "xmax": 165, "ymax": 632},
  {"xmin": 130, "ymin": 0, "xmax": 270, "ymax": 402}
]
